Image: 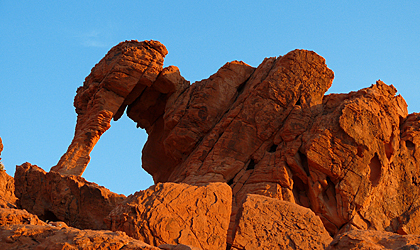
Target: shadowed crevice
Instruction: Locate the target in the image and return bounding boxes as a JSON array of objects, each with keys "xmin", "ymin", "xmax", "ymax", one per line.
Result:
[{"xmin": 369, "ymin": 153, "xmax": 382, "ymax": 187}]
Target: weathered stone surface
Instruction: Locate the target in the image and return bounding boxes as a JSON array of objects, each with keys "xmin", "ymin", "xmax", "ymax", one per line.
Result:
[
  {"xmin": 0, "ymin": 208, "xmax": 46, "ymax": 226},
  {"xmin": 135, "ymin": 46, "xmax": 420, "ymax": 240},
  {"xmin": 231, "ymin": 194, "xmax": 332, "ymax": 250},
  {"xmin": 51, "ymin": 40, "xmax": 175, "ymax": 176},
  {"xmin": 0, "ymin": 170, "xmax": 17, "ymax": 208},
  {"xmin": 48, "ymin": 40, "xmax": 420, "ymax": 247},
  {"xmin": 138, "ymin": 49, "xmax": 338, "ymax": 241},
  {"xmin": 106, "ymin": 182, "xmax": 232, "ymax": 250},
  {"xmin": 327, "ymin": 229, "xmax": 420, "ymax": 250},
  {"xmin": 291, "ymin": 81, "xmax": 414, "ymax": 235},
  {"xmin": 0, "ymin": 224, "xmax": 160, "ymax": 250},
  {"xmin": 15, "ymin": 162, "xmax": 126, "ymax": 230}
]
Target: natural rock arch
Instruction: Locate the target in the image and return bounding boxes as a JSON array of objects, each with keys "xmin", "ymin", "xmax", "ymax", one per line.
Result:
[
  {"xmin": 51, "ymin": 40, "xmax": 420, "ymax": 242},
  {"xmin": 51, "ymin": 40, "xmax": 188, "ymax": 176}
]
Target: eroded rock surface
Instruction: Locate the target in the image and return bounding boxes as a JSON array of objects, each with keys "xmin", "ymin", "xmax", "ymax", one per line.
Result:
[
  {"xmin": 44, "ymin": 40, "xmax": 420, "ymax": 247},
  {"xmin": 106, "ymin": 182, "xmax": 232, "ymax": 250},
  {"xmin": 231, "ymin": 194, "xmax": 332, "ymax": 250},
  {"xmin": 137, "ymin": 48, "xmax": 420, "ymax": 240},
  {"xmin": 0, "ymin": 170, "xmax": 17, "ymax": 208},
  {"xmin": 0, "ymin": 224, "xmax": 160, "ymax": 250},
  {"xmin": 327, "ymin": 229, "xmax": 420, "ymax": 250},
  {"xmin": 15, "ymin": 162, "xmax": 126, "ymax": 230},
  {"xmin": 51, "ymin": 40, "xmax": 187, "ymax": 176},
  {"xmin": 0, "ymin": 208, "xmax": 46, "ymax": 226}
]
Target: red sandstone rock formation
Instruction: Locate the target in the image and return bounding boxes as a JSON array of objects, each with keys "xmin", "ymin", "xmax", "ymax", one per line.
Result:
[
  {"xmin": 134, "ymin": 47, "xmax": 420, "ymax": 241},
  {"xmin": 50, "ymin": 40, "xmax": 185, "ymax": 176},
  {"xmin": 106, "ymin": 182, "xmax": 232, "ymax": 250},
  {"xmin": 231, "ymin": 194, "xmax": 332, "ymax": 250},
  {"xmin": 3, "ymin": 40, "xmax": 420, "ymax": 249},
  {"xmin": 15, "ymin": 163, "xmax": 126, "ymax": 230}
]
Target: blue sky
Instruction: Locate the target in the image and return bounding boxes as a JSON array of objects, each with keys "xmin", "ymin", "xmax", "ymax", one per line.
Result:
[{"xmin": 1, "ymin": 1, "xmax": 419, "ymax": 195}]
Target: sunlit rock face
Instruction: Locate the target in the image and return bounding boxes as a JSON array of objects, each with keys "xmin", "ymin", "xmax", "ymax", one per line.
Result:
[
  {"xmin": 52, "ymin": 40, "xmax": 420, "ymax": 245},
  {"xmin": 16, "ymin": 163, "xmax": 126, "ymax": 230},
  {"xmin": 106, "ymin": 182, "xmax": 232, "ymax": 250},
  {"xmin": 51, "ymin": 40, "xmax": 180, "ymax": 176}
]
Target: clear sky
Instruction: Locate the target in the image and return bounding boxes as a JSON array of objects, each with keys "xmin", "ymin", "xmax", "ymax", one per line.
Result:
[{"xmin": 1, "ymin": 1, "xmax": 419, "ymax": 196}]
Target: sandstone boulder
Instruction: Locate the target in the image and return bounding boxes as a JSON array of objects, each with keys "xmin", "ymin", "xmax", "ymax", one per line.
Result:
[
  {"xmin": 327, "ymin": 229, "xmax": 420, "ymax": 250},
  {"xmin": 231, "ymin": 194, "xmax": 332, "ymax": 250},
  {"xmin": 106, "ymin": 182, "xmax": 232, "ymax": 250},
  {"xmin": 0, "ymin": 224, "xmax": 160, "ymax": 250},
  {"xmin": 15, "ymin": 162, "xmax": 126, "ymax": 230}
]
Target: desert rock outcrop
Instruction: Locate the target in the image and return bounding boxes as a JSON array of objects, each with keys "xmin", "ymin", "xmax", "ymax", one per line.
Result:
[
  {"xmin": 127, "ymin": 43, "xmax": 420, "ymax": 241},
  {"xmin": 231, "ymin": 194, "xmax": 332, "ymax": 250},
  {"xmin": 106, "ymin": 182, "xmax": 232, "ymax": 250},
  {"xmin": 3, "ymin": 40, "xmax": 420, "ymax": 249},
  {"xmin": 51, "ymin": 40, "xmax": 187, "ymax": 176},
  {"xmin": 15, "ymin": 162, "xmax": 126, "ymax": 230},
  {"xmin": 137, "ymin": 51, "xmax": 420, "ymax": 240}
]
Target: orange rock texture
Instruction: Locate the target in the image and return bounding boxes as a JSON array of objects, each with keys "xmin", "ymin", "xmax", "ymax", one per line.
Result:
[
  {"xmin": 113, "ymin": 41, "xmax": 419, "ymax": 242},
  {"xmin": 231, "ymin": 194, "xmax": 332, "ymax": 249},
  {"xmin": 106, "ymin": 182, "xmax": 232, "ymax": 250},
  {"xmin": 0, "ymin": 224, "xmax": 160, "ymax": 250},
  {"xmin": 0, "ymin": 208, "xmax": 46, "ymax": 227},
  {"xmin": 15, "ymin": 163, "xmax": 126, "ymax": 230},
  {"xmin": 0, "ymin": 170, "xmax": 17, "ymax": 208},
  {"xmin": 327, "ymin": 229, "xmax": 420, "ymax": 250},
  {"xmin": 51, "ymin": 40, "xmax": 177, "ymax": 176},
  {"xmin": 2, "ymin": 40, "xmax": 420, "ymax": 249}
]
